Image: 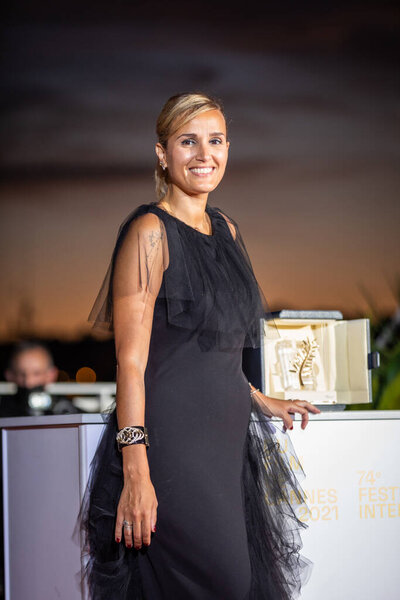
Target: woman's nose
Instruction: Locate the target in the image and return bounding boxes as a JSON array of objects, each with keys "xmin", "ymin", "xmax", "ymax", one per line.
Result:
[{"xmin": 195, "ymin": 142, "xmax": 211, "ymax": 161}]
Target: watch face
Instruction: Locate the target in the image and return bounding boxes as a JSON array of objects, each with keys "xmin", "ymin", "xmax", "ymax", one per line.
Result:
[{"xmin": 116, "ymin": 426, "xmax": 149, "ymax": 451}]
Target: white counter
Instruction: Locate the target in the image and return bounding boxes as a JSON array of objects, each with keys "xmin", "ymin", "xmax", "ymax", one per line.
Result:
[{"xmin": 0, "ymin": 410, "xmax": 399, "ymax": 600}]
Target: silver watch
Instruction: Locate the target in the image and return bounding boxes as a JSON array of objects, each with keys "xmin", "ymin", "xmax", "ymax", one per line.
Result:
[{"xmin": 116, "ymin": 425, "xmax": 149, "ymax": 451}]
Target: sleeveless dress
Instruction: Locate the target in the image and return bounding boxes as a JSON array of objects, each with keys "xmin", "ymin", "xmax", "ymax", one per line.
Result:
[{"xmin": 75, "ymin": 202, "xmax": 313, "ymax": 600}]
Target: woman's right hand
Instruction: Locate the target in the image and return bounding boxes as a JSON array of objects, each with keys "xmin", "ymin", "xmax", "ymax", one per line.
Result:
[{"xmin": 115, "ymin": 473, "xmax": 158, "ymax": 549}]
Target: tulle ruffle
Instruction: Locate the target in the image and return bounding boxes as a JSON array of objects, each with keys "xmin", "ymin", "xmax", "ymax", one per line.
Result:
[
  {"xmin": 243, "ymin": 398, "xmax": 313, "ymax": 599},
  {"xmin": 87, "ymin": 202, "xmax": 280, "ymax": 351},
  {"xmin": 74, "ymin": 398, "xmax": 312, "ymax": 600}
]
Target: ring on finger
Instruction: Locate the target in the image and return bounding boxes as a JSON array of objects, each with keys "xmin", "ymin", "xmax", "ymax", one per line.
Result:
[{"xmin": 123, "ymin": 520, "xmax": 134, "ymax": 528}]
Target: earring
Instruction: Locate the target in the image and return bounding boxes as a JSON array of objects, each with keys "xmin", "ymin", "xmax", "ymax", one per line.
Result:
[{"xmin": 160, "ymin": 162, "xmax": 166, "ymax": 171}]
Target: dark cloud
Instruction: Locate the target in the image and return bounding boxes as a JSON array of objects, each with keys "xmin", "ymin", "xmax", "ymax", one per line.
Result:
[{"xmin": 0, "ymin": 2, "xmax": 398, "ymax": 178}]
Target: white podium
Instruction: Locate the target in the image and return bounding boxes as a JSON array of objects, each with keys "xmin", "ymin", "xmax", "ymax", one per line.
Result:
[
  {"xmin": 1, "ymin": 410, "xmax": 399, "ymax": 600},
  {"xmin": 0, "ymin": 414, "xmax": 104, "ymax": 600},
  {"xmin": 289, "ymin": 410, "xmax": 400, "ymax": 600}
]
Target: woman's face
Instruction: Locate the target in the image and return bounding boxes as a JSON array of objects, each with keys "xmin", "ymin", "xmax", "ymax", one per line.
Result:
[{"xmin": 156, "ymin": 109, "xmax": 230, "ymax": 198}]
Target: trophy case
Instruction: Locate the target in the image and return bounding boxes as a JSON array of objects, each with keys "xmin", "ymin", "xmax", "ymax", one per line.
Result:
[{"xmin": 260, "ymin": 310, "xmax": 380, "ymax": 408}]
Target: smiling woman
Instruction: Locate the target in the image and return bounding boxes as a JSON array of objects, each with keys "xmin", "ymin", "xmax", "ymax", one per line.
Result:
[
  {"xmin": 154, "ymin": 93, "xmax": 229, "ymax": 207},
  {"xmin": 77, "ymin": 92, "xmax": 317, "ymax": 600},
  {"xmin": 155, "ymin": 110, "xmax": 229, "ymax": 221},
  {"xmin": 154, "ymin": 108, "xmax": 229, "ymax": 234}
]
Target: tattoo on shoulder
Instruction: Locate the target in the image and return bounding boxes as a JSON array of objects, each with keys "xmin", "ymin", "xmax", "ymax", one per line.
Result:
[
  {"xmin": 148, "ymin": 228, "xmax": 164, "ymax": 248},
  {"xmin": 145, "ymin": 227, "xmax": 164, "ymax": 265}
]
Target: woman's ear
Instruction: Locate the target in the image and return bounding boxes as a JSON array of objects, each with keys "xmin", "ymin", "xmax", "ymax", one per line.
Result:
[{"xmin": 155, "ymin": 143, "xmax": 167, "ymax": 168}]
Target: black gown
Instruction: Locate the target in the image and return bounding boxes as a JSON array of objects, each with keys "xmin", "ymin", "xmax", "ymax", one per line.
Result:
[{"xmin": 75, "ymin": 202, "xmax": 313, "ymax": 599}]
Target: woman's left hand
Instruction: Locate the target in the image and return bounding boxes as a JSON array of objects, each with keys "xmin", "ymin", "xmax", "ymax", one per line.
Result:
[{"xmin": 253, "ymin": 392, "xmax": 321, "ymax": 431}]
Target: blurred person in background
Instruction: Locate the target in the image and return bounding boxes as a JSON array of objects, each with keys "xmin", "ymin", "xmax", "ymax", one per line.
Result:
[
  {"xmin": 0, "ymin": 342, "xmax": 81, "ymax": 599},
  {"xmin": 0, "ymin": 339, "xmax": 81, "ymax": 417}
]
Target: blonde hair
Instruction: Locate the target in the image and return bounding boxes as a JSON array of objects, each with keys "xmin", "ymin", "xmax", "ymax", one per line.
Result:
[{"xmin": 155, "ymin": 92, "xmax": 226, "ymax": 200}]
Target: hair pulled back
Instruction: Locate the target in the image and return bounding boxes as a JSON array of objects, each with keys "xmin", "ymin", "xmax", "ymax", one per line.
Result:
[{"xmin": 155, "ymin": 92, "xmax": 226, "ymax": 200}]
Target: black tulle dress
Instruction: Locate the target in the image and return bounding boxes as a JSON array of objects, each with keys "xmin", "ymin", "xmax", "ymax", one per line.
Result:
[{"xmin": 75, "ymin": 202, "xmax": 313, "ymax": 600}]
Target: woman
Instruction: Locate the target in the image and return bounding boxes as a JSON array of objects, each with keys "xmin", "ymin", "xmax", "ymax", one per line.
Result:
[{"xmin": 77, "ymin": 92, "xmax": 320, "ymax": 600}]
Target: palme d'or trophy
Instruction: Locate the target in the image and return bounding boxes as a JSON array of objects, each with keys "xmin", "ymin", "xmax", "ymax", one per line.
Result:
[
  {"xmin": 289, "ymin": 337, "xmax": 320, "ymax": 388},
  {"xmin": 263, "ymin": 309, "xmax": 379, "ymax": 409},
  {"xmin": 276, "ymin": 337, "xmax": 320, "ymax": 392}
]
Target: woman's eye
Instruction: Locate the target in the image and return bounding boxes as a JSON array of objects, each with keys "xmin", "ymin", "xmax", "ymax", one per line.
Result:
[{"xmin": 181, "ymin": 138, "xmax": 223, "ymax": 146}]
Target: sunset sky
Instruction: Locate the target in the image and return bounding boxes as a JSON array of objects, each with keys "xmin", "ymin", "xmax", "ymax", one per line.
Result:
[{"xmin": 1, "ymin": 1, "xmax": 399, "ymax": 341}]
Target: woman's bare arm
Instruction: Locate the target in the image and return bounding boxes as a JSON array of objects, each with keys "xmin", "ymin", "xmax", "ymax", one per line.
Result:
[
  {"xmin": 249, "ymin": 383, "xmax": 321, "ymax": 430},
  {"xmin": 111, "ymin": 212, "xmax": 166, "ymax": 548}
]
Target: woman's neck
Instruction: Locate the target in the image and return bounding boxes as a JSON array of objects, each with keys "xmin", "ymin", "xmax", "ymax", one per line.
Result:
[{"xmin": 158, "ymin": 189, "xmax": 211, "ymax": 233}]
